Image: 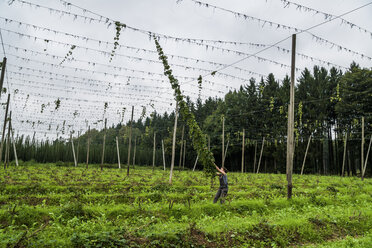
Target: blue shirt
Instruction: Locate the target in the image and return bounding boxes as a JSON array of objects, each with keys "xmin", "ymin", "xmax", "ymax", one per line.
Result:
[{"xmin": 219, "ymin": 174, "xmax": 228, "ymax": 188}]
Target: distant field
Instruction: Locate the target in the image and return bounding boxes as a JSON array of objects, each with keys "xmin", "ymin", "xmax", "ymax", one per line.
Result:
[{"xmin": 0, "ymin": 164, "xmax": 371, "ymax": 247}]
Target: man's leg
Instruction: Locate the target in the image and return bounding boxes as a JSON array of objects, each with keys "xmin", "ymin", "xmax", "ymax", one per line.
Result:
[
  {"xmin": 220, "ymin": 188, "xmax": 228, "ymax": 204},
  {"xmin": 213, "ymin": 188, "xmax": 222, "ymax": 203}
]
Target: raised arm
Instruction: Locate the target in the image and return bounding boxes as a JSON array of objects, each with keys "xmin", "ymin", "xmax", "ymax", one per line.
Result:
[{"xmin": 214, "ymin": 164, "xmax": 226, "ymax": 175}]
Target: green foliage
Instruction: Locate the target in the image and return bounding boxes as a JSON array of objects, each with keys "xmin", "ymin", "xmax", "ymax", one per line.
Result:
[
  {"xmin": 110, "ymin": 21, "xmax": 126, "ymax": 62},
  {"xmin": 71, "ymin": 229, "xmax": 128, "ymax": 248},
  {"xmin": 154, "ymin": 36, "xmax": 215, "ymax": 176},
  {"xmin": 0, "ymin": 165, "xmax": 371, "ymax": 247}
]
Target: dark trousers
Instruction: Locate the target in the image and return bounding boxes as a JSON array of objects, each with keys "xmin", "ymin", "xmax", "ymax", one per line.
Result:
[{"xmin": 213, "ymin": 187, "xmax": 228, "ymax": 204}]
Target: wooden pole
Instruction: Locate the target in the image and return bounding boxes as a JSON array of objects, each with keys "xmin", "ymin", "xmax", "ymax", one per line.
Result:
[
  {"xmin": 4, "ymin": 111, "xmax": 11, "ymax": 169},
  {"xmin": 152, "ymin": 131, "xmax": 156, "ymax": 171},
  {"xmin": 86, "ymin": 125, "xmax": 90, "ymax": 169},
  {"xmin": 132, "ymin": 137, "xmax": 137, "ymax": 167},
  {"xmin": 341, "ymin": 132, "xmax": 348, "ymax": 177},
  {"xmin": 193, "ymin": 154, "xmax": 199, "ymax": 171},
  {"xmin": 222, "ymin": 116, "xmax": 225, "ymax": 168},
  {"xmin": 178, "ymin": 125, "xmax": 184, "ymax": 170},
  {"xmin": 286, "ymin": 34, "xmax": 296, "ymax": 199},
  {"xmin": 241, "ymin": 129, "xmax": 245, "ymax": 173},
  {"xmin": 253, "ymin": 140, "xmax": 257, "ymax": 173},
  {"xmin": 116, "ymin": 136, "xmax": 121, "ymax": 169},
  {"xmin": 361, "ymin": 116, "xmax": 364, "ymax": 176},
  {"xmin": 71, "ymin": 132, "xmax": 77, "ymax": 167},
  {"xmin": 76, "ymin": 131, "xmax": 80, "ymax": 164},
  {"xmin": 162, "ymin": 139, "xmax": 166, "ymax": 170},
  {"xmin": 223, "ymin": 139, "xmax": 229, "ymax": 166},
  {"xmin": 170, "ymin": 103, "xmax": 178, "ymax": 184},
  {"xmin": 100, "ymin": 118, "xmax": 107, "ymax": 171},
  {"xmin": 5, "ymin": 132, "xmax": 10, "ymax": 168},
  {"xmin": 1, "ymin": 94, "xmax": 10, "ymax": 168},
  {"xmin": 127, "ymin": 106, "xmax": 134, "ymax": 176},
  {"xmin": 182, "ymin": 140, "xmax": 186, "ymax": 169},
  {"xmin": 301, "ymin": 135, "xmax": 312, "ymax": 175},
  {"xmin": 10, "ymin": 122, "xmax": 18, "ymax": 166},
  {"xmin": 362, "ymin": 135, "xmax": 371, "ymax": 180},
  {"xmin": 0, "ymin": 57, "xmax": 6, "ymax": 99},
  {"xmin": 256, "ymin": 137, "xmax": 265, "ymax": 173},
  {"xmin": 4, "ymin": 134, "xmax": 9, "ymax": 169}
]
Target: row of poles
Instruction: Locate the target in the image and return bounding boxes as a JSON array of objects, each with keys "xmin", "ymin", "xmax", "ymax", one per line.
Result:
[{"xmin": 0, "ymin": 57, "xmax": 19, "ymax": 169}]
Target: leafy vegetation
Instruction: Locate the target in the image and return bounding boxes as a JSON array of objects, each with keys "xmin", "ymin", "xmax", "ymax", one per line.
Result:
[{"xmin": 0, "ymin": 164, "xmax": 371, "ymax": 247}]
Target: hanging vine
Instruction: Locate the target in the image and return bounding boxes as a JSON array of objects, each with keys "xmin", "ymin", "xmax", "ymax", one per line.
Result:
[
  {"xmin": 54, "ymin": 98, "xmax": 61, "ymax": 110},
  {"xmin": 103, "ymin": 102, "xmax": 108, "ymax": 117},
  {"xmin": 110, "ymin": 21, "xmax": 126, "ymax": 62},
  {"xmin": 140, "ymin": 106, "xmax": 146, "ymax": 119},
  {"xmin": 154, "ymin": 36, "xmax": 215, "ymax": 176},
  {"xmin": 40, "ymin": 103, "xmax": 46, "ymax": 113},
  {"xmin": 60, "ymin": 45, "xmax": 76, "ymax": 65},
  {"xmin": 269, "ymin": 96, "xmax": 275, "ymax": 112},
  {"xmin": 197, "ymin": 75, "xmax": 202, "ymax": 99}
]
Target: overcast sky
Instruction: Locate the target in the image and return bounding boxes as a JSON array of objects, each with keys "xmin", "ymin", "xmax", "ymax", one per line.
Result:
[{"xmin": 0, "ymin": 0, "xmax": 371, "ymax": 140}]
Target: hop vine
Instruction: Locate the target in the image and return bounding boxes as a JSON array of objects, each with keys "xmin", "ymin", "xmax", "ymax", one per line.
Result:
[
  {"xmin": 40, "ymin": 103, "xmax": 46, "ymax": 113},
  {"xmin": 269, "ymin": 96, "xmax": 274, "ymax": 112},
  {"xmin": 60, "ymin": 45, "xmax": 76, "ymax": 65},
  {"xmin": 54, "ymin": 98, "xmax": 61, "ymax": 110},
  {"xmin": 197, "ymin": 75, "xmax": 202, "ymax": 99},
  {"xmin": 154, "ymin": 36, "xmax": 216, "ymax": 177},
  {"xmin": 110, "ymin": 21, "xmax": 126, "ymax": 62}
]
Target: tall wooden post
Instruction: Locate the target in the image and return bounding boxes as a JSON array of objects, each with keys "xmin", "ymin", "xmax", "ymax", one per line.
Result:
[
  {"xmin": 341, "ymin": 132, "xmax": 348, "ymax": 177},
  {"xmin": 253, "ymin": 140, "xmax": 257, "ymax": 173},
  {"xmin": 132, "ymin": 137, "xmax": 137, "ymax": 167},
  {"xmin": 178, "ymin": 125, "xmax": 184, "ymax": 170},
  {"xmin": 362, "ymin": 135, "xmax": 371, "ymax": 181},
  {"xmin": 127, "ymin": 106, "xmax": 134, "ymax": 176},
  {"xmin": 86, "ymin": 126, "xmax": 90, "ymax": 169},
  {"xmin": 222, "ymin": 116, "xmax": 225, "ymax": 168},
  {"xmin": 241, "ymin": 129, "xmax": 245, "ymax": 173},
  {"xmin": 10, "ymin": 122, "xmax": 18, "ymax": 166},
  {"xmin": 71, "ymin": 132, "xmax": 77, "ymax": 167},
  {"xmin": 256, "ymin": 137, "xmax": 265, "ymax": 173},
  {"xmin": 152, "ymin": 131, "xmax": 156, "ymax": 171},
  {"xmin": 116, "ymin": 136, "xmax": 121, "ymax": 169},
  {"xmin": 301, "ymin": 135, "xmax": 312, "ymax": 175},
  {"xmin": 76, "ymin": 131, "xmax": 80, "ymax": 164},
  {"xmin": 170, "ymin": 103, "xmax": 178, "ymax": 184},
  {"xmin": 361, "ymin": 116, "xmax": 364, "ymax": 175},
  {"xmin": 286, "ymin": 34, "xmax": 296, "ymax": 199},
  {"xmin": 193, "ymin": 154, "xmax": 199, "ymax": 171},
  {"xmin": 100, "ymin": 118, "xmax": 107, "ymax": 171},
  {"xmin": 182, "ymin": 140, "xmax": 186, "ymax": 169},
  {"xmin": 223, "ymin": 139, "xmax": 229, "ymax": 165},
  {"xmin": 162, "ymin": 139, "xmax": 166, "ymax": 170},
  {"xmin": 4, "ymin": 111, "xmax": 11, "ymax": 169},
  {"xmin": 1, "ymin": 94, "xmax": 10, "ymax": 168},
  {"xmin": 0, "ymin": 57, "xmax": 6, "ymax": 99}
]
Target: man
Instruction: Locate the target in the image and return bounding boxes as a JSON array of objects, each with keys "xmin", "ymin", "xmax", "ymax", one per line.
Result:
[{"xmin": 213, "ymin": 164, "xmax": 228, "ymax": 204}]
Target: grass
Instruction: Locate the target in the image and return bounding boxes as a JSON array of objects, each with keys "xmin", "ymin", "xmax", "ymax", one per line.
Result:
[{"xmin": 0, "ymin": 163, "xmax": 371, "ymax": 247}]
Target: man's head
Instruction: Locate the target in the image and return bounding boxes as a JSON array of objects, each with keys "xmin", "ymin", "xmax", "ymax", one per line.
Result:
[{"xmin": 221, "ymin": 167, "xmax": 228, "ymax": 173}]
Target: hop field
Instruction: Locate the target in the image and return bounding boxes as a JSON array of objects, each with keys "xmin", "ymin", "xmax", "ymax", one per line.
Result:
[{"xmin": 0, "ymin": 164, "xmax": 371, "ymax": 247}]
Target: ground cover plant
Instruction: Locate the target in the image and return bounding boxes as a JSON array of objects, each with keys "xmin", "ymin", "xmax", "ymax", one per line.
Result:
[{"xmin": 0, "ymin": 163, "xmax": 371, "ymax": 247}]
